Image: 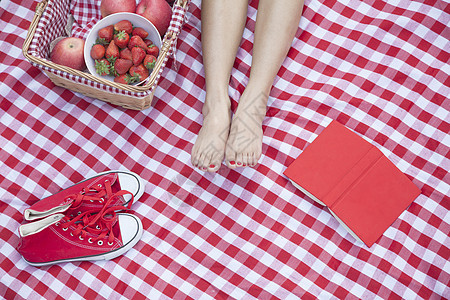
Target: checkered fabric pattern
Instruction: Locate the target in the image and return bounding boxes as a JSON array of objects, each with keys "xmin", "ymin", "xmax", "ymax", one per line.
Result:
[{"xmin": 1, "ymin": 0, "xmax": 449, "ymax": 298}]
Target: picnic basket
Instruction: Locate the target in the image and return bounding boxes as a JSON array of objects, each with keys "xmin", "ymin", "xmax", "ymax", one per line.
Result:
[{"xmin": 22, "ymin": 0, "xmax": 189, "ymax": 110}]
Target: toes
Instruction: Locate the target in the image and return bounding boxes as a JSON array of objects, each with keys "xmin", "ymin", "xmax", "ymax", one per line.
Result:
[
  {"xmin": 207, "ymin": 163, "xmax": 220, "ymax": 172},
  {"xmin": 207, "ymin": 153, "xmax": 222, "ymax": 172},
  {"xmin": 197, "ymin": 153, "xmax": 208, "ymax": 171},
  {"xmin": 225, "ymin": 148, "xmax": 237, "ymax": 169},
  {"xmin": 191, "ymin": 150, "xmax": 200, "ymax": 169},
  {"xmin": 226, "ymin": 160, "xmax": 237, "ymax": 169},
  {"xmin": 235, "ymin": 152, "xmax": 261, "ymax": 168},
  {"xmin": 247, "ymin": 153, "xmax": 255, "ymax": 167},
  {"xmin": 241, "ymin": 153, "xmax": 249, "ymax": 167},
  {"xmin": 235, "ymin": 153, "xmax": 244, "ymax": 167},
  {"xmin": 198, "ymin": 151, "xmax": 223, "ymax": 172},
  {"xmin": 252, "ymin": 156, "xmax": 259, "ymax": 167},
  {"xmin": 251, "ymin": 150, "xmax": 262, "ymax": 167},
  {"xmin": 205, "ymin": 155, "xmax": 219, "ymax": 172}
]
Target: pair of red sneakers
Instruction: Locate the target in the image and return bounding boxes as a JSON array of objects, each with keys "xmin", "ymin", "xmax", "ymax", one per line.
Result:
[{"xmin": 17, "ymin": 170, "xmax": 145, "ymax": 267}]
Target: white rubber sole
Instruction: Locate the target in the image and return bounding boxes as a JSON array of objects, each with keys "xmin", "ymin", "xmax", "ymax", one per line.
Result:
[{"xmin": 24, "ymin": 213, "xmax": 143, "ymax": 267}]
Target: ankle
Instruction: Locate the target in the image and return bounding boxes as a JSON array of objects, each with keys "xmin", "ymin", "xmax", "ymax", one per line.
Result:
[
  {"xmin": 203, "ymin": 95, "xmax": 231, "ymax": 116},
  {"xmin": 238, "ymin": 95, "xmax": 268, "ymax": 113},
  {"xmin": 205, "ymin": 84, "xmax": 230, "ymax": 99},
  {"xmin": 245, "ymin": 79, "xmax": 272, "ymax": 96}
]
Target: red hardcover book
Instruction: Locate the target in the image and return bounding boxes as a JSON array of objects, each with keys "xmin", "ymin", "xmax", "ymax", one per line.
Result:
[{"xmin": 284, "ymin": 121, "xmax": 421, "ymax": 247}]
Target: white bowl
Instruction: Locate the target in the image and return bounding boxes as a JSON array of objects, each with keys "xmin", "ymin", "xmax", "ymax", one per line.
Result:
[{"xmin": 84, "ymin": 12, "xmax": 162, "ymax": 85}]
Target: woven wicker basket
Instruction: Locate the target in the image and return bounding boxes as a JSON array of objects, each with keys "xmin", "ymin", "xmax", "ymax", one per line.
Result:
[{"xmin": 23, "ymin": 0, "xmax": 189, "ymax": 110}]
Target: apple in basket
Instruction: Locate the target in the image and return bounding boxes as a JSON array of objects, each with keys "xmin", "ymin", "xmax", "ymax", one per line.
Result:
[
  {"xmin": 136, "ymin": 0, "xmax": 172, "ymax": 36},
  {"xmin": 100, "ymin": 0, "xmax": 136, "ymax": 18},
  {"xmin": 50, "ymin": 37, "xmax": 86, "ymax": 71}
]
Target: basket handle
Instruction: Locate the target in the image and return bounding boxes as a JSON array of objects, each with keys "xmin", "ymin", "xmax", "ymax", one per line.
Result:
[
  {"xmin": 23, "ymin": 0, "xmax": 48, "ymax": 60},
  {"xmin": 140, "ymin": 31, "xmax": 177, "ymax": 89},
  {"xmin": 177, "ymin": 0, "xmax": 188, "ymax": 8}
]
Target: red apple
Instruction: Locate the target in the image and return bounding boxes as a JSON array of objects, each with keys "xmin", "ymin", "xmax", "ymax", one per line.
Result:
[
  {"xmin": 50, "ymin": 37, "xmax": 86, "ymax": 71},
  {"xmin": 136, "ymin": 0, "xmax": 172, "ymax": 36},
  {"xmin": 100, "ymin": 0, "xmax": 136, "ymax": 18}
]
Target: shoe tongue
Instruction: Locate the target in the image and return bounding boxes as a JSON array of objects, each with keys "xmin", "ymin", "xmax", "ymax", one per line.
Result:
[
  {"xmin": 105, "ymin": 173, "xmax": 118, "ymax": 185},
  {"xmin": 81, "ymin": 173, "xmax": 119, "ymax": 198},
  {"xmin": 93, "ymin": 173, "xmax": 117, "ymax": 187},
  {"xmin": 98, "ymin": 173, "xmax": 119, "ymax": 191}
]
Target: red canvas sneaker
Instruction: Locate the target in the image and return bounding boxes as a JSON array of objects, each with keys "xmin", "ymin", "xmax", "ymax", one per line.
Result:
[
  {"xmin": 18, "ymin": 203, "xmax": 143, "ymax": 266},
  {"xmin": 24, "ymin": 170, "xmax": 145, "ymax": 221}
]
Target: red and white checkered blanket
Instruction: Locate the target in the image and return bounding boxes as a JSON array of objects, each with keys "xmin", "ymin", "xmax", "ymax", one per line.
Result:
[{"xmin": 0, "ymin": 0, "xmax": 449, "ymax": 298}]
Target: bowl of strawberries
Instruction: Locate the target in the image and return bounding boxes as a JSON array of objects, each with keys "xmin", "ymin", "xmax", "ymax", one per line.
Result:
[{"xmin": 84, "ymin": 12, "xmax": 162, "ymax": 85}]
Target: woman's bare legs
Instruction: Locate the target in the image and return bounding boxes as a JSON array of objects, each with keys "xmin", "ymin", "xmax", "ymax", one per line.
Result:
[
  {"xmin": 191, "ymin": 0, "xmax": 249, "ymax": 172},
  {"xmin": 225, "ymin": 0, "xmax": 304, "ymax": 168}
]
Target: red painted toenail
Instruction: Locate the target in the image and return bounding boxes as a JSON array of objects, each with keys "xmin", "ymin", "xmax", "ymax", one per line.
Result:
[
  {"xmin": 237, "ymin": 162, "xmax": 242, "ymax": 165},
  {"xmin": 243, "ymin": 164, "xmax": 247, "ymax": 166},
  {"xmin": 209, "ymin": 164, "xmax": 215, "ymax": 168},
  {"xmin": 230, "ymin": 161, "xmax": 235, "ymax": 165}
]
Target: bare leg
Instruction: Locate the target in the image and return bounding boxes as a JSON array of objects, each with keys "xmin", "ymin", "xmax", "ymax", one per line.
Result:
[
  {"xmin": 191, "ymin": 0, "xmax": 249, "ymax": 172},
  {"xmin": 225, "ymin": 0, "xmax": 304, "ymax": 168}
]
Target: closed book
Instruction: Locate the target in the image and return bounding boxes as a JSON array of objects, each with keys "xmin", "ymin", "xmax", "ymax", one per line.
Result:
[{"xmin": 284, "ymin": 120, "xmax": 421, "ymax": 247}]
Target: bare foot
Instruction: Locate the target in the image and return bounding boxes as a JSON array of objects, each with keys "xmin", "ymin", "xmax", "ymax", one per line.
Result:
[
  {"xmin": 191, "ymin": 95, "xmax": 231, "ymax": 172},
  {"xmin": 225, "ymin": 90, "xmax": 267, "ymax": 168}
]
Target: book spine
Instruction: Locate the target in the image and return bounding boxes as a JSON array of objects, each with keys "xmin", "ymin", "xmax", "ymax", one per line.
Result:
[{"xmin": 323, "ymin": 146, "xmax": 383, "ymax": 210}]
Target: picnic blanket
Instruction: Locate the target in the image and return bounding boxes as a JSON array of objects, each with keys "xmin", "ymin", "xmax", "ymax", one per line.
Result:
[{"xmin": 1, "ymin": 0, "xmax": 449, "ymax": 298}]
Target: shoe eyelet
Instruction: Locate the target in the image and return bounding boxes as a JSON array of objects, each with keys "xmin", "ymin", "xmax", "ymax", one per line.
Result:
[
  {"xmin": 97, "ymin": 240, "xmax": 103, "ymax": 246},
  {"xmin": 62, "ymin": 227, "xmax": 68, "ymax": 231},
  {"xmin": 70, "ymin": 214, "xmax": 74, "ymax": 217},
  {"xmin": 98, "ymin": 184, "xmax": 102, "ymax": 187},
  {"xmin": 90, "ymin": 200, "xmax": 94, "ymax": 202},
  {"xmin": 70, "ymin": 233, "xmax": 74, "ymax": 236},
  {"xmin": 108, "ymin": 242, "xmax": 113, "ymax": 246},
  {"xmin": 55, "ymin": 222, "xmax": 59, "ymax": 226},
  {"xmin": 79, "ymin": 235, "xmax": 84, "ymax": 241},
  {"xmin": 88, "ymin": 238, "xmax": 93, "ymax": 243},
  {"xmin": 100, "ymin": 198, "xmax": 105, "ymax": 202},
  {"xmin": 96, "ymin": 225, "xmax": 101, "ymax": 230},
  {"xmin": 77, "ymin": 211, "xmax": 81, "ymax": 215}
]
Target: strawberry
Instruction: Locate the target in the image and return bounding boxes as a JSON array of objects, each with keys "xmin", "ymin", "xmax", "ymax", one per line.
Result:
[
  {"xmin": 128, "ymin": 35, "xmax": 148, "ymax": 50},
  {"xmin": 95, "ymin": 59, "xmax": 111, "ymax": 76},
  {"xmin": 114, "ymin": 20, "xmax": 133, "ymax": 35},
  {"xmin": 144, "ymin": 39, "xmax": 154, "ymax": 47},
  {"xmin": 132, "ymin": 27, "xmax": 149, "ymax": 39},
  {"xmin": 90, "ymin": 44, "xmax": 105, "ymax": 60},
  {"xmin": 114, "ymin": 30, "xmax": 129, "ymax": 48},
  {"xmin": 120, "ymin": 48, "xmax": 133, "ymax": 61},
  {"xmin": 147, "ymin": 44, "xmax": 159, "ymax": 57},
  {"xmin": 114, "ymin": 73, "xmax": 138, "ymax": 85},
  {"xmin": 132, "ymin": 46, "xmax": 146, "ymax": 66},
  {"xmin": 114, "ymin": 58, "xmax": 133, "ymax": 75},
  {"xmin": 129, "ymin": 64, "xmax": 149, "ymax": 82},
  {"xmin": 144, "ymin": 55, "xmax": 157, "ymax": 70},
  {"xmin": 105, "ymin": 40, "xmax": 119, "ymax": 61},
  {"xmin": 98, "ymin": 25, "xmax": 114, "ymax": 43}
]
